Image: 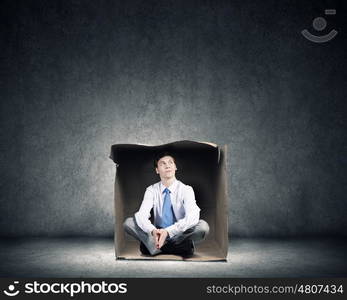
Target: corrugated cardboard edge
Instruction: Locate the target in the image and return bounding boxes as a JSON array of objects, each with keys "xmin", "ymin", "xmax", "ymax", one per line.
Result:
[
  {"xmin": 220, "ymin": 145, "xmax": 229, "ymax": 259},
  {"xmin": 114, "ymin": 172, "xmax": 124, "ymax": 259}
]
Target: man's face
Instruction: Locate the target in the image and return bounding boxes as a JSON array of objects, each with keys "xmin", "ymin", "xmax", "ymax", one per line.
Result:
[{"xmin": 155, "ymin": 156, "xmax": 177, "ymax": 179}]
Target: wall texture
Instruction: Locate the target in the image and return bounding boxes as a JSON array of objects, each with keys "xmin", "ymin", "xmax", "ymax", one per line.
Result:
[{"xmin": 1, "ymin": 0, "xmax": 346, "ymax": 237}]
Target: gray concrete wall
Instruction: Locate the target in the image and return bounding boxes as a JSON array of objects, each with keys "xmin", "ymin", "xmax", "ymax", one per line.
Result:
[{"xmin": 1, "ymin": 0, "xmax": 346, "ymax": 237}]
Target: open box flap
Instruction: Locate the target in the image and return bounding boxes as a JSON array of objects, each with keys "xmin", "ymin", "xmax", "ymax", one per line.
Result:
[{"xmin": 110, "ymin": 140, "xmax": 220, "ymax": 166}]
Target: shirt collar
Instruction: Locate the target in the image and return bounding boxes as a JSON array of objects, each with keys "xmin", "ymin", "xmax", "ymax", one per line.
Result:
[{"xmin": 160, "ymin": 179, "xmax": 178, "ymax": 194}]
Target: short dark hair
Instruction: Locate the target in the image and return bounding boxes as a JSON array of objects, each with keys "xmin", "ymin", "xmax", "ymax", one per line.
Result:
[{"xmin": 153, "ymin": 152, "xmax": 176, "ymax": 168}]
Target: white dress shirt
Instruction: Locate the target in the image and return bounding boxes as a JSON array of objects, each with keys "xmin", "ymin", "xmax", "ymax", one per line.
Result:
[{"xmin": 134, "ymin": 179, "xmax": 201, "ymax": 238}]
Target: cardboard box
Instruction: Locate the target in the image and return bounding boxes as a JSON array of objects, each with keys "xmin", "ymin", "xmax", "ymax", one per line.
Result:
[{"xmin": 109, "ymin": 140, "xmax": 228, "ymax": 261}]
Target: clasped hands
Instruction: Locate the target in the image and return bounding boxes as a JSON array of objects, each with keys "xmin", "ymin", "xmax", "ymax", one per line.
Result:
[{"xmin": 151, "ymin": 228, "xmax": 168, "ymax": 249}]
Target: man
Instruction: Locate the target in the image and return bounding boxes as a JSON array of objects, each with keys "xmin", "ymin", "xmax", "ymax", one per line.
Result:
[{"xmin": 123, "ymin": 152, "xmax": 209, "ymax": 257}]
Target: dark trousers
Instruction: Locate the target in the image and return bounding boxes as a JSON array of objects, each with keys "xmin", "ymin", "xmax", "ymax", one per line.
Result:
[{"xmin": 123, "ymin": 217, "xmax": 209, "ymax": 256}]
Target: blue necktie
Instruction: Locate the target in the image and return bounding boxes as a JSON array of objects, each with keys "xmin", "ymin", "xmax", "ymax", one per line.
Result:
[{"xmin": 160, "ymin": 188, "xmax": 175, "ymax": 228}]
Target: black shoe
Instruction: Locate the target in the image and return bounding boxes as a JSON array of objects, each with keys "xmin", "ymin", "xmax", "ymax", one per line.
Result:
[
  {"xmin": 161, "ymin": 239, "xmax": 194, "ymax": 257},
  {"xmin": 181, "ymin": 239, "xmax": 194, "ymax": 258},
  {"xmin": 139, "ymin": 242, "xmax": 151, "ymax": 255}
]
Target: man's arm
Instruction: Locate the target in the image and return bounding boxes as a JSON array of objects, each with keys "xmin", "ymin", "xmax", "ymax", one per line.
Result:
[
  {"xmin": 165, "ymin": 185, "xmax": 200, "ymax": 238},
  {"xmin": 134, "ymin": 187, "xmax": 157, "ymax": 234}
]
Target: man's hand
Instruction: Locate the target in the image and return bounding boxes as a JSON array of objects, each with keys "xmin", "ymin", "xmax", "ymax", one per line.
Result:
[
  {"xmin": 151, "ymin": 229, "xmax": 160, "ymax": 248},
  {"xmin": 157, "ymin": 229, "xmax": 168, "ymax": 249},
  {"xmin": 152, "ymin": 229, "xmax": 169, "ymax": 249}
]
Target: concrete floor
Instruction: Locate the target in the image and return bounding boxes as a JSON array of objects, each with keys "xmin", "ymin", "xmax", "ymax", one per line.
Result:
[{"xmin": 0, "ymin": 237, "xmax": 346, "ymax": 277}]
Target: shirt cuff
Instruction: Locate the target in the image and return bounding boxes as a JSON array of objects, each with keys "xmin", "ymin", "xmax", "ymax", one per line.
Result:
[
  {"xmin": 147, "ymin": 224, "xmax": 156, "ymax": 234},
  {"xmin": 165, "ymin": 225, "xmax": 178, "ymax": 238}
]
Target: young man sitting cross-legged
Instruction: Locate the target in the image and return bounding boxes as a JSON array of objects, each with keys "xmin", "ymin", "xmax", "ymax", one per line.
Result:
[{"xmin": 123, "ymin": 152, "xmax": 209, "ymax": 258}]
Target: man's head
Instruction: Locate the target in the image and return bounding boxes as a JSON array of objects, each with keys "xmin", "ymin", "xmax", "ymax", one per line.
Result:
[{"xmin": 154, "ymin": 152, "xmax": 177, "ymax": 180}]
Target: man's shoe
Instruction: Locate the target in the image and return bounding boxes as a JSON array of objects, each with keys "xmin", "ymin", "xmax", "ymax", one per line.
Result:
[
  {"xmin": 139, "ymin": 242, "xmax": 151, "ymax": 255},
  {"xmin": 161, "ymin": 239, "xmax": 194, "ymax": 257},
  {"xmin": 181, "ymin": 239, "xmax": 194, "ymax": 258}
]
